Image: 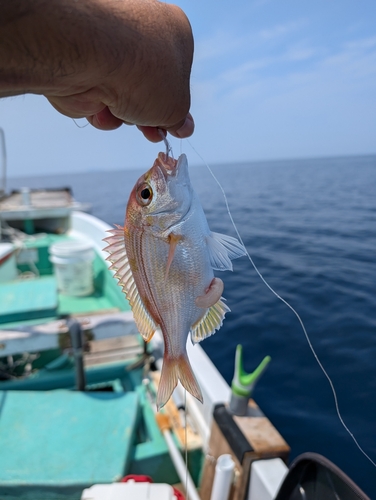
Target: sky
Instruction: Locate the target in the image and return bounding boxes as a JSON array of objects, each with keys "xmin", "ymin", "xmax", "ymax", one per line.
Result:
[{"xmin": 1, "ymin": 0, "xmax": 376, "ymax": 177}]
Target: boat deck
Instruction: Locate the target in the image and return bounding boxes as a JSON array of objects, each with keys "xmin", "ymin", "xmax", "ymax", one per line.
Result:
[
  {"xmin": 0, "ymin": 275, "xmax": 58, "ymax": 323},
  {"xmin": 0, "ymin": 352, "xmax": 203, "ymax": 500},
  {"xmin": 0, "ymin": 233, "xmax": 131, "ymax": 328},
  {"xmin": 0, "ymin": 389, "xmax": 140, "ymax": 486},
  {"xmin": 0, "ymin": 188, "xmax": 90, "ymax": 221}
]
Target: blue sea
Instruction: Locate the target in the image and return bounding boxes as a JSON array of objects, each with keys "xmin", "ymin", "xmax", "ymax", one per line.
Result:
[{"xmin": 8, "ymin": 154, "xmax": 376, "ymax": 497}]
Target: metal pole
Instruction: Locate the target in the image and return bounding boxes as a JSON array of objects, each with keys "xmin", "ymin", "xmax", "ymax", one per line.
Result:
[
  {"xmin": 67, "ymin": 319, "xmax": 86, "ymax": 391},
  {"xmin": 0, "ymin": 128, "xmax": 7, "ymax": 195}
]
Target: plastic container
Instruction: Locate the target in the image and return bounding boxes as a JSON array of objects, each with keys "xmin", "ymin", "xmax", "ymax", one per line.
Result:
[
  {"xmin": 81, "ymin": 482, "xmax": 175, "ymax": 500},
  {"xmin": 210, "ymin": 454, "xmax": 235, "ymax": 500},
  {"xmin": 49, "ymin": 239, "xmax": 94, "ymax": 296}
]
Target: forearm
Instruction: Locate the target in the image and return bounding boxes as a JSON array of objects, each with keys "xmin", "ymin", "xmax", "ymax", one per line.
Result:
[
  {"xmin": 0, "ymin": 0, "xmax": 168, "ymax": 96},
  {"xmin": 1, "ymin": 1, "xmax": 94, "ymax": 94}
]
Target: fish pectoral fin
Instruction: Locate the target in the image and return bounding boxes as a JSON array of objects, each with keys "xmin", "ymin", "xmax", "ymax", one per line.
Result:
[
  {"xmin": 157, "ymin": 354, "xmax": 203, "ymax": 410},
  {"xmin": 165, "ymin": 233, "xmax": 183, "ymax": 281},
  {"xmin": 206, "ymin": 231, "xmax": 246, "ymax": 271},
  {"xmin": 190, "ymin": 298, "xmax": 230, "ymax": 345},
  {"xmin": 103, "ymin": 225, "xmax": 157, "ymax": 342}
]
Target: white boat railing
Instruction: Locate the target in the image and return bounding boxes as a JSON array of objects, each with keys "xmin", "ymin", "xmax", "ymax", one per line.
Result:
[{"xmin": 248, "ymin": 459, "xmax": 288, "ymax": 500}]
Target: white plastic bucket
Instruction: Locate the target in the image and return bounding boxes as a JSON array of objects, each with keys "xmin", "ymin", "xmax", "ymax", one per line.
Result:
[{"xmin": 49, "ymin": 240, "xmax": 94, "ymax": 296}]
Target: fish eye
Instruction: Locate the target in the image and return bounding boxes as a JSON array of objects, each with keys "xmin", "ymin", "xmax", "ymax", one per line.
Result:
[{"xmin": 136, "ymin": 183, "xmax": 153, "ymax": 206}]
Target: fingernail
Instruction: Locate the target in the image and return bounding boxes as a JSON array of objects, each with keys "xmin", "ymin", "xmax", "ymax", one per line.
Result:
[{"xmin": 175, "ymin": 115, "xmax": 194, "ymax": 138}]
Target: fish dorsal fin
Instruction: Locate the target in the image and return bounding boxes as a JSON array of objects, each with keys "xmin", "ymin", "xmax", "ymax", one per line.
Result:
[
  {"xmin": 190, "ymin": 298, "xmax": 230, "ymax": 345},
  {"xmin": 103, "ymin": 225, "xmax": 157, "ymax": 342},
  {"xmin": 206, "ymin": 231, "xmax": 246, "ymax": 271}
]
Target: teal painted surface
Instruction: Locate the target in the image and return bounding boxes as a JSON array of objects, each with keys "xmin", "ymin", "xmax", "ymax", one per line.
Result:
[
  {"xmin": 56, "ymin": 252, "xmax": 130, "ymax": 316},
  {"xmin": 0, "ymin": 484, "xmax": 85, "ymax": 500},
  {"xmin": 0, "ymin": 390, "xmax": 139, "ymax": 485},
  {"xmin": 0, "ymin": 235, "xmax": 130, "ymax": 332},
  {"xmin": 91, "ymin": 252, "xmax": 131, "ymax": 313},
  {"xmin": 0, "ymin": 359, "xmax": 136, "ymax": 391},
  {"xmin": 0, "ymin": 357, "xmax": 204, "ymax": 496},
  {"xmin": 0, "ymin": 276, "xmax": 58, "ymax": 324},
  {"xmin": 17, "ymin": 234, "xmax": 69, "ymax": 276}
]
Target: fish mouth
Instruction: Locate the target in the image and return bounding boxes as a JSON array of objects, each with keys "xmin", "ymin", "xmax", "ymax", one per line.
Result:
[
  {"xmin": 156, "ymin": 153, "xmax": 189, "ymax": 183},
  {"xmin": 157, "ymin": 153, "xmax": 178, "ymax": 177},
  {"xmin": 150, "ymin": 152, "xmax": 192, "ymax": 222}
]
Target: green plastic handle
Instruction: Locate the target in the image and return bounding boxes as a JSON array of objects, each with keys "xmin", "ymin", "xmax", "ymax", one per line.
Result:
[{"xmin": 231, "ymin": 344, "xmax": 271, "ymax": 397}]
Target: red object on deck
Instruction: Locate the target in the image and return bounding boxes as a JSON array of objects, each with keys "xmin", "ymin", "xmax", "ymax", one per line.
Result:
[
  {"xmin": 120, "ymin": 475, "xmax": 185, "ymax": 499},
  {"xmin": 172, "ymin": 486, "xmax": 185, "ymax": 500},
  {"xmin": 121, "ymin": 475, "xmax": 153, "ymax": 483}
]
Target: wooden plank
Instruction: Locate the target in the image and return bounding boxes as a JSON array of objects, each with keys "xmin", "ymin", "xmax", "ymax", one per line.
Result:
[
  {"xmin": 84, "ymin": 335, "xmax": 143, "ymax": 366},
  {"xmin": 200, "ymin": 401, "xmax": 290, "ymax": 500},
  {"xmin": 88, "ymin": 335, "xmax": 140, "ymax": 353},
  {"xmin": 234, "ymin": 400, "xmax": 288, "ymax": 457}
]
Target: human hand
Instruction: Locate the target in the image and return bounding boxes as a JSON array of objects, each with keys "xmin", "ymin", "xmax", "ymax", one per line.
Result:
[{"xmin": 0, "ymin": 0, "xmax": 194, "ymax": 142}]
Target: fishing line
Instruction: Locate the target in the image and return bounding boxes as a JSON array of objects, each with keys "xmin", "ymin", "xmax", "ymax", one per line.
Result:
[
  {"xmin": 184, "ymin": 389, "xmax": 189, "ymax": 500},
  {"xmin": 186, "ymin": 139, "xmax": 376, "ymax": 469},
  {"xmin": 72, "ymin": 118, "xmax": 89, "ymax": 128},
  {"xmin": 158, "ymin": 129, "xmax": 173, "ymax": 158}
]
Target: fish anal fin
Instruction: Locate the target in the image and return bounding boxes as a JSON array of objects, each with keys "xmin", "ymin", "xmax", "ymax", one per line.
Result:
[
  {"xmin": 165, "ymin": 233, "xmax": 183, "ymax": 281},
  {"xmin": 157, "ymin": 354, "xmax": 203, "ymax": 410},
  {"xmin": 103, "ymin": 225, "xmax": 157, "ymax": 343},
  {"xmin": 191, "ymin": 298, "xmax": 230, "ymax": 345}
]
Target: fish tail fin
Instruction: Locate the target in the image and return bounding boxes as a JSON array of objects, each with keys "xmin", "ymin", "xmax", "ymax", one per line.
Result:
[
  {"xmin": 157, "ymin": 354, "xmax": 203, "ymax": 411},
  {"xmin": 178, "ymin": 355, "xmax": 203, "ymax": 405}
]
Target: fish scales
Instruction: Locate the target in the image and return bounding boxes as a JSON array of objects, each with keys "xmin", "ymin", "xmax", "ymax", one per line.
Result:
[
  {"xmin": 104, "ymin": 153, "xmax": 245, "ymax": 409},
  {"xmin": 126, "ymin": 206, "xmax": 211, "ymax": 355}
]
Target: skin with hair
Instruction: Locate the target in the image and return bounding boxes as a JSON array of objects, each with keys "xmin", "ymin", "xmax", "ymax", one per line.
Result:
[{"xmin": 0, "ymin": 0, "xmax": 194, "ymax": 142}]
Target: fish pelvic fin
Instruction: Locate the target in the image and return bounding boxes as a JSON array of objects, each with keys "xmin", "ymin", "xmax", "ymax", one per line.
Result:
[
  {"xmin": 157, "ymin": 354, "xmax": 203, "ymax": 410},
  {"xmin": 191, "ymin": 298, "xmax": 230, "ymax": 345},
  {"xmin": 195, "ymin": 277, "xmax": 224, "ymax": 308},
  {"xmin": 206, "ymin": 231, "xmax": 246, "ymax": 271},
  {"xmin": 103, "ymin": 225, "xmax": 157, "ymax": 342}
]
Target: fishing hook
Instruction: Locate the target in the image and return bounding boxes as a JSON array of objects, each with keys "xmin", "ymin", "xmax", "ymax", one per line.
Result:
[{"xmin": 158, "ymin": 129, "xmax": 173, "ymax": 159}]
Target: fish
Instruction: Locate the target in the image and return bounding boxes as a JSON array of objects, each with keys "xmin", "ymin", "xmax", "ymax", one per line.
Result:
[{"xmin": 103, "ymin": 153, "xmax": 245, "ymax": 409}]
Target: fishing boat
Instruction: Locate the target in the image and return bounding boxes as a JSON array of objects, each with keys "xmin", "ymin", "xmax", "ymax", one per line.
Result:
[{"xmin": 0, "ymin": 129, "xmax": 370, "ymax": 500}]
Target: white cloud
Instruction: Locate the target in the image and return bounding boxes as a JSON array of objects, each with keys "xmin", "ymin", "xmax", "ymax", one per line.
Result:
[
  {"xmin": 283, "ymin": 46, "xmax": 317, "ymax": 62},
  {"xmin": 190, "ymin": 31, "xmax": 376, "ymax": 163},
  {"xmin": 219, "ymin": 57, "xmax": 274, "ymax": 84},
  {"xmin": 343, "ymin": 35, "xmax": 376, "ymax": 51},
  {"xmin": 195, "ymin": 31, "xmax": 376, "ymax": 102},
  {"xmin": 194, "ymin": 19, "xmax": 307, "ymax": 66},
  {"xmin": 258, "ymin": 20, "xmax": 306, "ymax": 42},
  {"xmin": 194, "ymin": 31, "xmax": 245, "ymax": 63}
]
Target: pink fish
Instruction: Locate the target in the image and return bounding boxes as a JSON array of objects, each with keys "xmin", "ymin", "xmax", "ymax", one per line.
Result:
[{"xmin": 104, "ymin": 153, "xmax": 245, "ymax": 409}]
